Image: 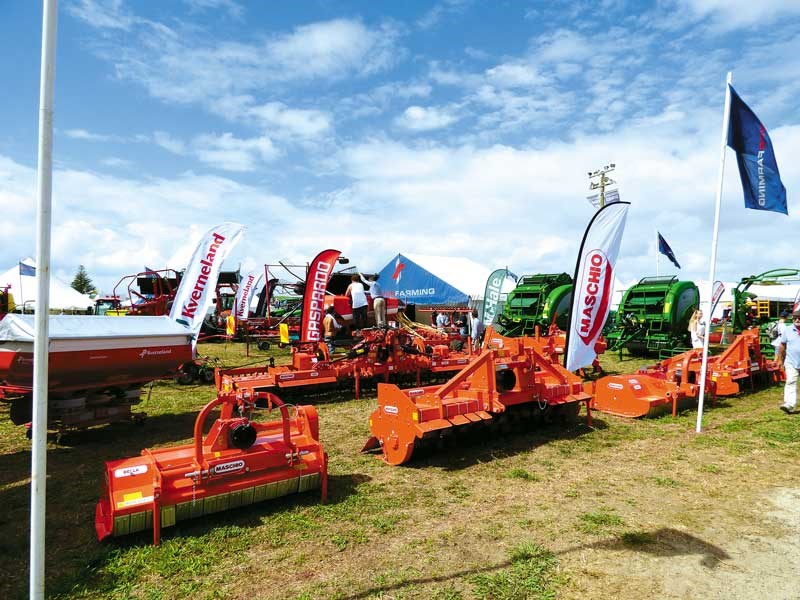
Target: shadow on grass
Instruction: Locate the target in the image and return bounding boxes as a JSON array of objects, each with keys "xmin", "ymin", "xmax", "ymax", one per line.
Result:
[
  {"xmin": 401, "ymin": 417, "xmax": 609, "ymax": 472},
  {"xmin": 2, "ymin": 472, "xmax": 370, "ymax": 600},
  {"xmin": 0, "ymin": 398, "xmax": 369, "ymax": 599},
  {"xmin": 567, "ymin": 527, "xmax": 731, "ymax": 568},
  {"xmin": 339, "ymin": 527, "xmax": 728, "ymax": 600}
]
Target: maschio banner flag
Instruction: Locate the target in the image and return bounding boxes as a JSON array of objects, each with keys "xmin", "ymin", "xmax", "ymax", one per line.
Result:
[
  {"xmin": 565, "ymin": 202, "xmax": 630, "ymax": 372},
  {"xmin": 300, "ymin": 249, "xmax": 341, "ymax": 343},
  {"xmin": 234, "ymin": 268, "xmax": 266, "ymax": 320},
  {"xmin": 481, "ymin": 268, "xmax": 510, "ymax": 327},
  {"xmin": 170, "ymin": 222, "xmax": 245, "ymax": 341},
  {"xmin": 727, "ymin": 85, "xmax": 787, "ymax": 215}
]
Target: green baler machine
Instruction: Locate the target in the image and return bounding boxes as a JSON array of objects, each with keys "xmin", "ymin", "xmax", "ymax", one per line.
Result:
[
  {"xmin": 495, "ymin": 273, "xmax": 573, "ymax": 336},
  {"xmin": 730, "ymin": 268, "xmax": 800, "ymax": 358},
  {"xmin": 605, "ymin": 276, "xmax": 699, "ymax": 355}
]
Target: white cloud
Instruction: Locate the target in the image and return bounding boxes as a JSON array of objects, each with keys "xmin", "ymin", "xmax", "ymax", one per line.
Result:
[
  {"xmin": 486, "ymin": 62, "xmax": 548, "ymax": 88},
  {"xmin": 417, "ymin": 0, "xmax": 471, "ymax": 30},
  {"xmin": 534, "ymin": 29, "xmax": 594, "ymax": 64},
  {"xmin": 75, "ymin": 16, "xmax": 403, "ymax": 106},
  {"xmin": 66, "ymin": 0, "xmax": 138, "ymax": 31},
  {"xmin": 193, "ymin": 132, "xmax": 279, "ymax": 171},
  {"xmin": 101, "ymin": 157, "xmax": 133, "ymax": 168},
  {"xmin": 152, "ymin": 131, "xmax": 187, "ymax": 155},
  {"xmin": 183, "ymin": 0, "xmax": 244, "ymax": 18},
  {"xmin": 676, "ymin": 0, "xmax": 800, "ymax": 31},
  {"xmin": 63, "ymin": 129, "xmax": 114, "ymax": 141},
  {"xmin": 247, "ymin": 102, "xmax": 332, "ymax": 139},
  {"xmin": 396, "ymin": 105, "xmax": 460, "ymax": 131}
]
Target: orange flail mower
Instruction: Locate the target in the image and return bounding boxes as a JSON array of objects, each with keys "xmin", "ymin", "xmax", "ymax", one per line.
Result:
[
  {"xmin": 95, "ymin": 391, "xmax": 327, "ymax": 544},
  {"xmin": 591, "ymin": 328, "xmax": 784, "ymax": 418},
  {"xmin": 362, "ymin": 327, "xmax": 592, "ymax": 465}
]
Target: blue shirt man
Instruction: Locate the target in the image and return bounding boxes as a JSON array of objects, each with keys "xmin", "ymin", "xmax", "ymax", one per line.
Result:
[{"xmin": 359, "ymin": 273, "xmax": 386, "ymax": 327}]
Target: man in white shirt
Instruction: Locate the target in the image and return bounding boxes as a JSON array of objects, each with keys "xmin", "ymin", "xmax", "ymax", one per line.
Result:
[
  {"xmin": 346, "ymin": 274, "xmax": 368, "ymax": 330},
  {"xmin": 776, "ymin": 309, "xmax": 800, "ymax": 414}
]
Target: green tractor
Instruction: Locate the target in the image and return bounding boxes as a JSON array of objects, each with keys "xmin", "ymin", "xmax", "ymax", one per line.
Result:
[
  {"xmin": 605, "ymin": 276, "xmax": 699, "ymax": 356},
  {"xmin": 495, "ymin": 273, "xmax": 573, "ymax": 336}
]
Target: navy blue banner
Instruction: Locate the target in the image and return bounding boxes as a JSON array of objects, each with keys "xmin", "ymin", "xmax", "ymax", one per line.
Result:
[
  {"xmin": 727, "ymin": 85, "xmax": 787, "ymax": 215},
  {"xmin": 657, "ymin": 232, "xmax": 681, "ymax": 269},
  {"xmin": 19, "ymin": 262, "xmax": 36, "ymax": 277}
]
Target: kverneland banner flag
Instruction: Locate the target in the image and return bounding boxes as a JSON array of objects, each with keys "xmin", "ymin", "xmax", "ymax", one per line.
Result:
[
  {"xmin": 301, "ymin": 249, "xmax": 341, "ymax": 342},
  {"xmin": 565, "ymin": 202, "xmax": 630, "ymax": 372},
  {"xmin": 481, "ymin": 268, "xmax": 509, "ymax": 327},
  {"xmin": 170, "ymin": 222, "xmax": 245, "ymax": 340},
  {"xmin": 234, "ymin": 268, "xmax": 266, "ymax": 320}
]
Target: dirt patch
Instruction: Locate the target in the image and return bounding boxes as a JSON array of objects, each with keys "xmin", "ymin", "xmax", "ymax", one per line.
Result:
[{"xmin": 557, "ymin": 469, "xmax": 800, "ymax": 600}]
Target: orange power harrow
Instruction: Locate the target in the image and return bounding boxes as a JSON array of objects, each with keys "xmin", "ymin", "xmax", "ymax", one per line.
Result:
[
  {"xmin": 216, "ymin": 327, "xmax": 474, "ymax": 400},
  {"xmin": 95, "ymin": 392, "xmax": 326, "ymax": 544},
  {"xmin": 362, "ymin": 327, "xmax": 593, "ymax": 465},
  {"xmin": 591, "ymin": 328, "xmax": 784, "ymax": 418}
]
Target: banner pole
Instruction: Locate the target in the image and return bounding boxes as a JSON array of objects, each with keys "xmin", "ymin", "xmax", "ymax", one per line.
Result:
[
  {"xmin": 655, "ymin": 230, "xmax": 660, "ymax": 277},
  {"xmin": 696, "ymin": 71, "xmax": 733, "ymax": 434},
  {"xmin": 30, "ymin": 1, "xmax": 58, "ymax": 598}
]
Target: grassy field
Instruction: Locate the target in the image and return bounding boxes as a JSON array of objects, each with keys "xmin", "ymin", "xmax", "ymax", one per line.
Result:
[{"xmin": 1, "ymin": 342, "xmax": 798, "ymax": 599}]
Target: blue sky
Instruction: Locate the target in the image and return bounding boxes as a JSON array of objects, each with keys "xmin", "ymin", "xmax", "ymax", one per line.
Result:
[{"xmin": 1, "ymin": 0, "xmax": 799, "ymax": 295}]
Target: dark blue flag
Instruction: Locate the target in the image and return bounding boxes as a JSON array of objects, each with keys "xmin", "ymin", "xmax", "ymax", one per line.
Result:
[
  {"xmin": 657, "ymin": 232, "xmax": 680, "ymax": 269},
  {"xmin": 727, "ymin": 85, "xmax": 787, "ymax": 215},
  {"xmin": 19, "ymin": 262, "xmax": 35, "ymax": 277}
]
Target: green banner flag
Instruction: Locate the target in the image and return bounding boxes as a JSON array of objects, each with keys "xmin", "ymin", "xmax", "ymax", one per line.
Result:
[{"xmin": 481, "ymin": 268, "xmax": 511, "ymax": 327}]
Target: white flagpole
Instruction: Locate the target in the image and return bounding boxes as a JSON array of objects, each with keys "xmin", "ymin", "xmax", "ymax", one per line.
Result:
[
  {"xmin": 19, "ymin": 264, "xmax": 24, "ymax": 312},
  {"xmin": 30, "ymin": 1, "xmax": 58, "ymax": 598},
  {"xmin": 655, "ymin": 230, "xmax": 660, "ymax": 277},
  {"xmin": 696, "ymin": 71, "xmax": 732, "ymax": 434}
]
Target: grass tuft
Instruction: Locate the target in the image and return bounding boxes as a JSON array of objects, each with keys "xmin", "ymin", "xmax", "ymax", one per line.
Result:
[
  {"xmin": 507, "ymin": 468, "xmax": 540, "ymax": 481},
  {"xmin": 578, "ymin": 509, "xmax": 624, "ymax": 534},
  {"xmin": 470, "ymin": 542, "xmax": 561, "ymax": 600}
]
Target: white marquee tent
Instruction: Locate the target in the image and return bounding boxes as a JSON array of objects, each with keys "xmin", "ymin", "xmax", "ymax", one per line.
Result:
[{"xmin": 0, "ymin": 258, "xmax": 94, "ymax": 312}]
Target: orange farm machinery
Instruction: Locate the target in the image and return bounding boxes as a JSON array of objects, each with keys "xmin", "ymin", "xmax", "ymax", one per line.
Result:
[
  {"xmin": 95, "ymin": 391, "xmax": 326, "ymax": 544},
  {"xmin": 217, "ymin": 326, "xmax": 475, "ymax": 401},
  {"xmin": 591, "ymin": 328, "xmax": 784, "ymax": 418},
  {"xmin": 362, "ymin": 327, "xmax": 593, "ymax": 465}
]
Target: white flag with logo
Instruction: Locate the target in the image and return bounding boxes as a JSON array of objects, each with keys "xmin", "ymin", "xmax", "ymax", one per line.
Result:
[
  {"xmin": 565, "ymin": 202, "xmax": 629, "ymax": 371},
  {"xmin": 234, "ymin": 268, "xmax": 266, "ymax": 320},
  {"xmin": 170, "ymin": 222, "xmax": 245, "ymax": 340}
]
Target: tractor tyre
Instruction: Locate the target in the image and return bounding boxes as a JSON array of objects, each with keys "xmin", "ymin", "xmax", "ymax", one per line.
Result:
[
  {"xmin": 175, "ymin": 366, "xmax": 195, "ymax": 385},
  {"xmin": 258, "ymin": 341, "xmax": 271, "ymax": 351},
  {"xmin": 201, "ymin": 368, "xmax": 216, "ymax": 384}
]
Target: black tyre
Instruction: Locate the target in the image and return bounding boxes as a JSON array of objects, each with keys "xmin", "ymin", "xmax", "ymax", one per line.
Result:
[{"xmin": 258, "ymin": 341, "xmax": 271, "ymax": 351}]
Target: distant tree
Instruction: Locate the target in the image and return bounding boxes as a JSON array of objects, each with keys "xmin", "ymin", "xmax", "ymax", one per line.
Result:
[{"xmin": 71, "ymin": 265, "xmax": 94, "ymax": 294}]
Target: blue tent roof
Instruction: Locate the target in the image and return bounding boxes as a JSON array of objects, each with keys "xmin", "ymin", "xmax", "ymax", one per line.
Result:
[{"xmin": 377, "ymin": 254, "xmax": 471, "ymax": 305}]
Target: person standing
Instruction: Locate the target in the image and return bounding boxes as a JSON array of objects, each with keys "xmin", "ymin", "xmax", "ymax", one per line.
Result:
[
  {"xmin": 470, "ymin": 309, "xmax": 484, "ymax": 352},
  {"xmin": 346, "ymin": 274, "xmax": 368, "ymax": 331},
  {"xmin": 436, "ymin": 311, "xmax": 450, "ymax": 329},
  {"xmin": 360, "ymin": 273, "xmax": 386, "ymax": 327},
  {"xmin": 322, "ymin": 306, "xmax": 341, "ymax": 356},
  {"xmin": 776, "ymin": 309, "xmax": 800, "ymax": 414},
  {"xmin": 770, "ymin": 310, "xmax": 789, "ymax": 357},
  {"xmin": 688, "ymin": 309, "xmax": 705, "ymax": 349}
]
